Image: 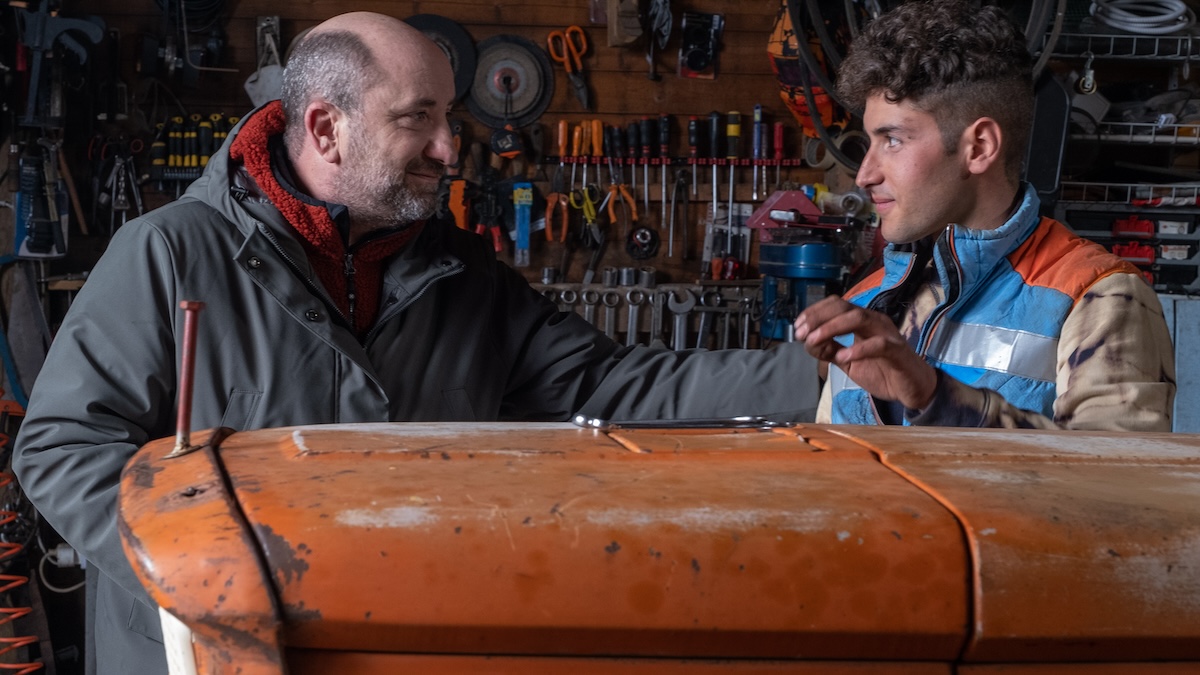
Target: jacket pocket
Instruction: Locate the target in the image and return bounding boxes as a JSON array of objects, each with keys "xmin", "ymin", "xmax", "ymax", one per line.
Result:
[
  {"xmin": 220, "ymin": 390, "xmax": 263, "ymax": 430},
  {"xmin": 441, "ymin": 388, "xmax": 475, "ymax": 420}
]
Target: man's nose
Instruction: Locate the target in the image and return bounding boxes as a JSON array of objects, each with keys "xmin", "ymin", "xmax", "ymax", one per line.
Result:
[
  {"xmin": 425, "ymin": 119, "xmax": 457, "ymax": 167},
  {"xmin": 855, "ymin": 144, "xmax": 881, "ymax": 189}
]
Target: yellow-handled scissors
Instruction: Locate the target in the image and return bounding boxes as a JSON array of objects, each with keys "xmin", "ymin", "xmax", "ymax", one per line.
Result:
[
  {"xmin": 569, "ymin": 183, "xmax": 600, "ymax": 226},
  {"xmin": 547, "ymin": 26, "xmax": 591, "ymax": 110}
]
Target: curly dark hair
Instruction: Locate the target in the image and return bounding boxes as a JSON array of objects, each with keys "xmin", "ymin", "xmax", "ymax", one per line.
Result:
[{"xmin": 836, "ymin": 0, "xmax": 1034, "ymax": 181}]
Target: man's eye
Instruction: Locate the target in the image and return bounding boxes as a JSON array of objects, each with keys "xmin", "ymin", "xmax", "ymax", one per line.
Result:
[{"xmin": 885, "ymin": 136, "xmax": 900, "ymax": 148}]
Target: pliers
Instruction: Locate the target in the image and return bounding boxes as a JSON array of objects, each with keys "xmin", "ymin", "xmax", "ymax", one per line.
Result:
[{"xmin": 546, "ymin": 191, "xmax": 569, "ymax": 241}]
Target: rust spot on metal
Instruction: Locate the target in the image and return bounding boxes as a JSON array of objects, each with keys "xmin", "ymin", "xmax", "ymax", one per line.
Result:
[
  {"xmin": 253, "ymin": 524, "xmax": 310, "ymax": 585},
  {"xmin": 193, "ymin": 616, "xmax": 283, "ymax": 664},
  {"xmin": 605, "ymin": 541, "xmax": 621, "ymax": 554},
  {"xmin": 284, "ymin": 601, "xmax": 322, "ymax": 622},
  {"xmin": 691, "ymin": 558, "xmax": 701, "ymax": 573},
  {"xmin": 128, "ymin": 453, "xmax": 164, "ymax": 490}
]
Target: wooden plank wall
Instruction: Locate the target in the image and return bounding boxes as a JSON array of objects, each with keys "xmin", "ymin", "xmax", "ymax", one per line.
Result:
[{"xmin": 72, "ymin": 0, "xmax": 829, "ymax": 284}]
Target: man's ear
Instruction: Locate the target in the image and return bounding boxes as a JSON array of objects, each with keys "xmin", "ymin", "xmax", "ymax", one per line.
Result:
[
  {"xmin": 305, "ymin": 101, "xmax": 343, "ymax": 164},
  {"xmin": 963, "ymin": 117, "xmax": 1002, "ymax": 176}
]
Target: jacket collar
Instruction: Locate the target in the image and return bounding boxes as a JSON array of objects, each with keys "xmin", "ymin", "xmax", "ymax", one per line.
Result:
[{"xmin": 879, "ymin": 183, "xmax": 1042, "ymax": 295}]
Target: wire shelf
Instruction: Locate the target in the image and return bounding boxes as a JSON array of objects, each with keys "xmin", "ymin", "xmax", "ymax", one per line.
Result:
[
  {"xmin": 1070, "ymin": 121, "xmax": 1200, "ymax": 145},
  {"xmin": 1046, "ymin": 31, "xmax": 1200, "ymax": 60},
  {"xmin": 1059, "ymin": 181, "xmax": 1200, "ymax": 206}
]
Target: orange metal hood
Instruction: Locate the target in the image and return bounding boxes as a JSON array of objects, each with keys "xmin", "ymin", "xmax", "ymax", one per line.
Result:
[{"xmin": 118, "ymin": 422, "xmax": 1200, "ymax": 672}]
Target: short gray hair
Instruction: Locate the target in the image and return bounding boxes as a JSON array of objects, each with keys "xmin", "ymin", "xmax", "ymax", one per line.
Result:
[{"xmin": 280, "ymin": 30, "xmax": 380, "ymax": 152}]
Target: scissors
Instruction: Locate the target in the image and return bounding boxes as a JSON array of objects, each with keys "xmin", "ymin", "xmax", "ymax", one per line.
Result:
[
  {"xmin": 547, "ymin": 26, "xmax": 591, "ymax": 110},
  {"xmin": 569, "ymin": 183, "xmax": 605, "ymax": 282}
]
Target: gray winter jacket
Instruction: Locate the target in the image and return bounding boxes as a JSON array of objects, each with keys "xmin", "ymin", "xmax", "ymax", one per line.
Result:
[{"xmin": 13, "ymin": 106, "xmax": 817, "ymax": 674}]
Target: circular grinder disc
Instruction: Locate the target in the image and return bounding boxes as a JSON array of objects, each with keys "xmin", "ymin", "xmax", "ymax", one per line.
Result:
[
  {"xmin": 403, "ymin": 14, "xmax": 477, "ymax": 101},
  {"xmin": 466, "ymin": 34, "xmax": 554, "ymax": 130}
]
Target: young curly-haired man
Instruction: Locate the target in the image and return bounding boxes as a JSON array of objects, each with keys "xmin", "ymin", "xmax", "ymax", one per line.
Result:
[{"xmin": 795, "ymin": 0, "xmax": 1175, "ymax": 430}]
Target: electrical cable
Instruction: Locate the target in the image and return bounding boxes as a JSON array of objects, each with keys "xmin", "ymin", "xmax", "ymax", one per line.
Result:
[
  {"xmin": 37, "ymin": 550, "xmax": 85, "ymax": 594},
  {"xmin": 1089, "ymin": 0, "xmax": 1196, "ymax": 35},
  {"xmin": 1031, "ymin": 0, "xmax": 1068, "ymax": 81},
  {"xmin": 786, "ymin": 0, "xmax": 863, "ymax": 171},
  {"xmin": 805, "ymin": 0, "xmax": 844, "ymax": 70}
]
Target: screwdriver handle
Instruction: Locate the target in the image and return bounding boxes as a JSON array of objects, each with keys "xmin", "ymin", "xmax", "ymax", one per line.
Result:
[
  {"xmin": 688, "ymin": 116, "xmax": 699, "ymax": 159},
  {"xmin": 627, "ymin": 122, "xmax": 640, "ymax": 161},
  {"xmin": 640, "ymin": 116, "xmax": 654, "ymax": 158},
  {"xmin": 659, "ymin": 114, "xmax": 670, "ymax": 159},
  {"xmin": 590, "ymin": 119, "xmax": 604, "ymax": 157},
  {"xmin": 773, "ymin": 121, "xmax": 785, "ymax": 161},
  {"xmin": 571, "ymin": 124, "xmax": 583, "ymax": 160},
  {"xmin": 708, "ymin": 111, "xmax": 722, "ymax": 160},
  {"xmin": 557, "ymin": 120, "xmax": 569, "ymax": 158},
  {"xmin": 752, "ymin": 105, "xmax": 763, "ymax": 161},
  {"xmin": 611, "ymin": 126, "xmax": 626, "ymax": 166},
  {"xmin": 726, "ymin": 111, "xmax": 741, "ymax": 160}
]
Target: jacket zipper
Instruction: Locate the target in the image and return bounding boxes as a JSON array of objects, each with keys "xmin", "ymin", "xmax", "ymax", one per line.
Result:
[
  {"xmin": 257, "ymin": 223, "xmax": 353, "ymax": 327},
  {"xmin": 915, "ymin": 229, "xmax": 963, "ymax": 356},
  {"xmin": 344, "ymin": 252, "xmax": 357, "ymax": 329}
]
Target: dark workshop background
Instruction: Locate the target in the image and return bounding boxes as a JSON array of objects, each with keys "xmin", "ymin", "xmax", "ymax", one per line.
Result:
[{"xmin": 23, "ymin": 0, "xmax": 828, "ymax": 290}]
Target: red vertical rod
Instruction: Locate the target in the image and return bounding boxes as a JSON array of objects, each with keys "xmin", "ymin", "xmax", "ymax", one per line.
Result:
[{"xmin": 174, "ymin": 300, "xmax": 205, "ymax": 455}]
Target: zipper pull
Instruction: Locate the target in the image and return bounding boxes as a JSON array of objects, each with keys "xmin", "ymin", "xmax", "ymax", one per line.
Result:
[{"xmin": 344, "ymin": 253, "xmax": 357, "ymax": 323}]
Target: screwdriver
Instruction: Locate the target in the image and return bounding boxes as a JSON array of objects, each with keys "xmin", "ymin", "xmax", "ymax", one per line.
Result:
[
  {"xmin": 570, "ymin": 123, "xmax": 583, "ymax": 190},
  {"xmin": 556, "ymin": 120, "xmax": 568, "ymax": 187},
  {"xmin": 626, "ymin": 121, "xmax": 640, "ymax": 206},
  {"xmin": 774, "ymin": 121, "xmax": 785, "ymax": 186},
  {"xmin": 708, "ymin": 111, "xmax": 720, "ymax": 224},
  {"xmin": 590, "ymin": 119, "xmax": 604, "ymax": 187},
  {"xmin": 580, "ymin": 122, "xmax": 592, "ymax": 187},
  {"xmin": 639, "ymin": 116, "xmax": 654, "ymax": 216},
  {"xmin": 751, "ymin": 105, "xmax": 763, "ymax": 201},
  {"xmin": 701, "ymin": 111, "xmax": 721, "ymax": 278},
  {"xmin": 611, "ymin": 124, "xmax": 626, "ymax": 184},
  {"xmin": 687, "ymin": 116, "xmax": 699, "ymax": 196},
  {"xmin": 725, "ymin": 111, "xmax": 741, "ymax": 256},
  {"xmin": 659, "ymin": 114, "xmax": 670, "ymax": 228}
]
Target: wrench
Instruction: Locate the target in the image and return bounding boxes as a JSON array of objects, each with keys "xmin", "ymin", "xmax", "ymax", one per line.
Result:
[
  {"xmin": 581, "ymin": 289, "xmax": 600, "ymax": 326},
  {"xmin": 625, "ymin": 289, "xmax": 645, "ymax": 347},
  {"xmin": 667, "ymin": 288, "xmax": 697, "ymax": 351},
  {"xmin": 602, "ymin": 290, "xmax": 622, "ymax": 340},
  {"xmin": 695, "ymin": 290, "xmax": 722, "ymax": 350},
  {"xmin": 560, "ymin": 288, "xmax": 578, "ymax": 314},
  {"xmin": 649, "ymin": 291, "xmax": 667, "ymax": 348}
]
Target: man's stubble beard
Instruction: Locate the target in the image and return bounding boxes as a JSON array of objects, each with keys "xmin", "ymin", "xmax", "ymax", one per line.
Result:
[{"xmin": 336, "ymin": 135, "xmax": 441, "ymax": 232}]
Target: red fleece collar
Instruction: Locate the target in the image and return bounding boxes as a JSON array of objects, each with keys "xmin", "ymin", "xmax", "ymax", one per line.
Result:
[{"xmin": 229, "ymin": 101, "xmax": 418, "ymax": 336}]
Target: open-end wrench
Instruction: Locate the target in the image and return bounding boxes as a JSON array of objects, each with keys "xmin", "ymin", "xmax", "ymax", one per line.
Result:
[
  {"xmin": 581, "ymin": 289, "xmax": 600, "ymax": 326},
  {"xmin": 625, "ymin": 289, "xmax": 645, "ymax": 347},
  {"xmin": 668, "ymin": 288, "xmax": 697, "ymax": 351},
  {"xmin": 602, "ymin": 290, "xmax": 622, "ymax": 340},
  {"xmin": 695, "ymin": 290, "xmax": 722, "ymax": 350}
]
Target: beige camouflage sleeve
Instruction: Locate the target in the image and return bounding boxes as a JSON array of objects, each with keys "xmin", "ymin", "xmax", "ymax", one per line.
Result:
[{"xmin": 1050, "ymin": 272, "xmax": 1175, "ymax": 431}]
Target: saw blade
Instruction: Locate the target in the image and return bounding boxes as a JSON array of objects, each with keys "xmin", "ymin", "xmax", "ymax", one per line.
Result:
[
  {"xmin": 403, "ymin": 14, "xmax": 477, "ymax": 101},
  {"xmin": 466, "ymin": 34, "xmax": 553, "ymax": 129}
]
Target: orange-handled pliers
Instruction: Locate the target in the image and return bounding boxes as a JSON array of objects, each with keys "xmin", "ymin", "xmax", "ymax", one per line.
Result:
[
  {"xmin": 546, "ymin": 191, "xmax": 569, "ymax": 241},
  {"xmin": 607, "ymin": 183, "xmax": 638, "ymax": 233}
]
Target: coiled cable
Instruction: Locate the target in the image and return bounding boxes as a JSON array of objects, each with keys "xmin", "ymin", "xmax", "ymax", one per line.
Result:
[
  {"xmin": 1090, "ymin": 0, "xmax": 1196, "ymax": 35},
  {"xmin": 0, "ymin": 399, "xmax": 44, "ymax": 674}
]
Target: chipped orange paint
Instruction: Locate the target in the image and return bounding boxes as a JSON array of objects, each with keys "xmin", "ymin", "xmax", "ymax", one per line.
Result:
[{"xmin": 117, "ymin": 423, "xmax": 1200, "ymax": 673}]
